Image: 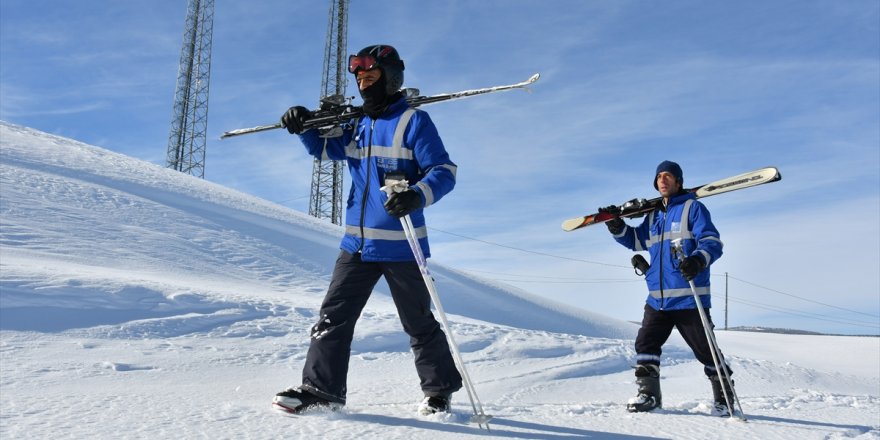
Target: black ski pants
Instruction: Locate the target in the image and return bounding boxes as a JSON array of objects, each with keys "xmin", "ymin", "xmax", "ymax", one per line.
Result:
[
  {"xmin": 300, "ymin": 250, "xmax": 462, "ymax": 404},
  {"xmin": 635, "ymin": 304, "xmax": 732, "ymax": 378}
]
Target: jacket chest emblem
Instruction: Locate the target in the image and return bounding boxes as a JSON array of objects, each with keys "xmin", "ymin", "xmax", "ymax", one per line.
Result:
[{"xmin": 376, "ymin": 157, "xmax": 399, "ymax": 170}]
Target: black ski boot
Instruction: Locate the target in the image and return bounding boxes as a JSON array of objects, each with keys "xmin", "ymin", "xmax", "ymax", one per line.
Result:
[
  {"xmin": 627, "ymin": 364, "xmax": 661, "ymax": 412},
  {"xmin": 709, "ymin": 374, "xmax": 735, "ymax": 416},
  {"xmin": 272, "ymin": 387, "xmax": 341, "ymax": 414},
  {"xmin": 418, "ymin": 394, "xmax": 451, "ymax": 415}
]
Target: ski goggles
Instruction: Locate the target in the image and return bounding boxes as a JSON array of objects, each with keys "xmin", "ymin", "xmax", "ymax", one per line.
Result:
[{"xmin": 348, "ymin": 54, "xmax": 378, "ymax": 74}]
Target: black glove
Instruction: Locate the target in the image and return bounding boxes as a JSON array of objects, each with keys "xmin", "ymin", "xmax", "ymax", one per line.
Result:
[
  {"xmin": 281, "ymin": 106, "xmax": 312, "ymax": 134},
  {"xmin": 631, "ymin": 254, "xmax": 650, "ymax": 276},
  {"xmin": 598, "ymin": 204, "xmax": 621, "ymax": 215},
  {"xmin": 679, "ymin": 255, "xmax": 705, "ymax": 281},
  {"xmin": 384, "ymin": 190, "xmax": 423, "ymax": 218},
  {"xmin": 598, "ymin": 205, "xmax": 625, "ymax": 234},
  {"xmin": 605, "ymin": 217, "xmax": 625, "ymax": 234}
]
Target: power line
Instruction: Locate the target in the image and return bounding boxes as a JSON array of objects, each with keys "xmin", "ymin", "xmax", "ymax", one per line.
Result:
[
  {"xmin": 727, "ymin": 296, "xmax": 880, "ymax": 330},
  {"xmin": 463, "ymin": 265, "xmax": 878, "ymax": 328},
  {"xmin": 460, "ymin": 269, "xmax": 642, "ymax": 284},
  {"xmin": 429, "ymin": 225, "xmax": 880, "ymax": 327},
  {"xmin": 723, "ymin": 274, "xmax": 877, "ymax": 319},
  {"xmin": 274, "ymin": 194, "xmax": 310, "ymax": 205},
  {"xmin": 428, "ymin": 226, "xmax": 629, "ymax": 269},
  {"xmin": 491, "ymin": 278, "xmax": 642, "ymax": 284}
]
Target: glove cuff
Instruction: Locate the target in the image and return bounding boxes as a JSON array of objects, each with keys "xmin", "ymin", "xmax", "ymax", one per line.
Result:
[
  {"xmin": 607, "ymin": 218, "xmax": 625, "ymax": 235},
  {"xmin": 412, "ymin": 183, "xmax": 430, "ymax": 207},
  {"xmin": 690, "ymin": 253, "xmax": 708, "ymax": 269}
]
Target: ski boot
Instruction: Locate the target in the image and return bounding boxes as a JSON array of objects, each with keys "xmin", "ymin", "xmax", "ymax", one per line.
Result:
[
  {"xmin": 709, "ymin": 374, "xmax": 735, "ymax": 417},
  {"xmin": 627, "ymin": 364, "xmax": 661, "ymax": 412},
  {"xmin": 272, "ymin": 387, "xmax": 341, "ymax": 414},
  {"xmin": 418, "ymin": 394, "xmax": 451, "ymax": 415}
]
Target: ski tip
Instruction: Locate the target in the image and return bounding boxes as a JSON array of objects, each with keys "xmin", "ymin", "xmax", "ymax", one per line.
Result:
[
  {"xmin": 219, "ymin": 129, "xmax": 248, "ymax": 139},
  {"xmin": 561, "ymin": 218, "xmax": 585, "ymax": 232},
  {"xmin": 527, "ymin": 73, "xmax": 540, "ymax": 83}
]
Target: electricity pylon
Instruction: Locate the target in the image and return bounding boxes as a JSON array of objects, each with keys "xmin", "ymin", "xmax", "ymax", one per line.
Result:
[
  {"xmin": 166, "ymin": 0, "xmax": 215, "ymax": 178},
  {"xmin": 308, "ymin": 0, "xmax": 349, "ymax": 224}
]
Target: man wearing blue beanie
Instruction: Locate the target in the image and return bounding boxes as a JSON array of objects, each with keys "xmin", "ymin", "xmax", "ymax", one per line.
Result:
[
  {"xmin": 604, "ymin": 160, "xmax": 733, "ymax": 415},
  {"xmin": 653, "ymin": 160, "xmax": 683, "ymax": 190}
]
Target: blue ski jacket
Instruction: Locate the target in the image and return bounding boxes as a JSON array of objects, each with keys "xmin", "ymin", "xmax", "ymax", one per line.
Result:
[
  {"xmin": 297, "ymin": 97, "xmax": 456, "ymax": 262},
  {"xmin": 612, "ymin": 192, "xmax": 723, "ymax": 310}
]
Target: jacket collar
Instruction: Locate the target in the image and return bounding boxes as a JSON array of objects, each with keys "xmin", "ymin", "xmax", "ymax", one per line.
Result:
[{"xmin": 660, "ymin": 191, "xmax": 695, "ymax": 212}]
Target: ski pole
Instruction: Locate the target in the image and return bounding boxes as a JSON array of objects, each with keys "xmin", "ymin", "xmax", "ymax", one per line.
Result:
[
  {"xmin": 671, "ymin": 239, "xmax": 747, "ymax": 421},
  {"xmin": 381, "ymin": 180, "xmax": 493, "ymax": 429}
]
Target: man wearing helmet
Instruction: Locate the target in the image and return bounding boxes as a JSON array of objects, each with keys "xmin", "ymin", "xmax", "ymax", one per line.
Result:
[{"xmin": 273, "ymin": 45, "xmax": 462, "ymax": 416}]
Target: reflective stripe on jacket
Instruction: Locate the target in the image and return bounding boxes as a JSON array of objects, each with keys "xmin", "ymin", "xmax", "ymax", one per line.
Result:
[
  {"xmin": 613, "ymin": 192, "xmax": 723, "ymax": 310},
  {"xmin": 298, "ymin": 97, "xmax": 456, "ymax": 262}
]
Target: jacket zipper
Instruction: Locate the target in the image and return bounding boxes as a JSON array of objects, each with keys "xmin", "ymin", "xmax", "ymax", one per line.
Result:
[
  {"xmin": 658, "ymin": 208, "xmax": 667, "ymax": 310},
  {"xmin": 357, "ymin": 119, "xmax": 376, "ymax": 253}
]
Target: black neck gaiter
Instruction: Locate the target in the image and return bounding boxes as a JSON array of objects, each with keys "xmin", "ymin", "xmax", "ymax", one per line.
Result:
[{"xmin": 360, "ymin": 75, "xmax": 391, "ymax": 119}]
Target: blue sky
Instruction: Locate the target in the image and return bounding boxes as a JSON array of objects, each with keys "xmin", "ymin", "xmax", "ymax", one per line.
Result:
[{"xmin": 2, "ymin": 0, "xmax": 878, "ymax": 335}]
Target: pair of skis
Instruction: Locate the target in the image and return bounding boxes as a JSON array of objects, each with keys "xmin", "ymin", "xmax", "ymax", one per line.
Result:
[
  {"xmin": 220, "ymin": 73, "xmax": 540, "ymax": 139},
  {"xmin": 561, "ymin": 167, "xmax": 782, "ymax": 232}
]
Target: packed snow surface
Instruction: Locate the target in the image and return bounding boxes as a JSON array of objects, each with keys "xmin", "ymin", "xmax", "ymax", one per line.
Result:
[{"xmin": 1, "ymin": 121, "xmax": 877, "ymax": 439}]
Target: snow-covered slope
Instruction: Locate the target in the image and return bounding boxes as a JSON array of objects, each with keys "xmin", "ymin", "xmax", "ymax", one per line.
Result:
[
  {"xmin": 0, "ymin": 121, "xmax": 635, "ymax": 340},
  {"xmin": 1, "ymin": 121, "xmax": 877, "ymax": 439}
]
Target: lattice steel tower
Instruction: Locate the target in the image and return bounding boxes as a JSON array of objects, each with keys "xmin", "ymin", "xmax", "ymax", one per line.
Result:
[
  {"xmin": 309, "ymin": 0, "xmax": 350, "ymax": 225},
  {"xmin": 166, "ymin": 0, "xmax": 215, "ymax": 178}
]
